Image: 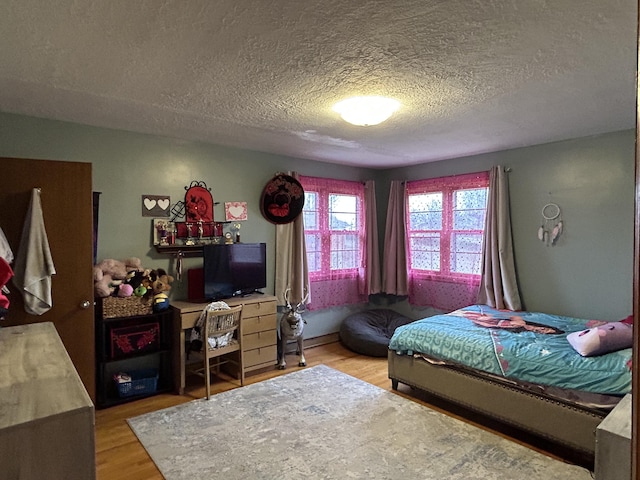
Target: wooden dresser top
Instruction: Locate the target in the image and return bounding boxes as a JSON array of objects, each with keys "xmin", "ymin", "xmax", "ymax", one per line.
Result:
[{"xmin": 0, "ymin": 322, "xmax": 93, "ymax": 429}]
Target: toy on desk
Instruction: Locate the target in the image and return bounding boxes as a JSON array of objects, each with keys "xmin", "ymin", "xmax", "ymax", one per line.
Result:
[{"xmin": 151, "ymin": 269, "xmax": 174, "ymax": 312}]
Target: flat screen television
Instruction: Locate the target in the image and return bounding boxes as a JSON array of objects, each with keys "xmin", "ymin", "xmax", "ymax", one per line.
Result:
[{"xmin": 202, "ymin": 243, "xmax": 267, "ymax": 300}]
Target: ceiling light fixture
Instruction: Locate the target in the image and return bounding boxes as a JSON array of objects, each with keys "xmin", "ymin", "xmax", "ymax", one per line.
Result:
[{"xmin": 333, "ymin": 96, "xmax": 400, "ymax": 126}]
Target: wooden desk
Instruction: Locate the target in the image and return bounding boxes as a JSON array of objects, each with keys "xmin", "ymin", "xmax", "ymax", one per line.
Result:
[
  {"xmin": 0, "ymin": 322, "xmax": 96, "ymax": 479},
  {"xmin": 172, "ymin": 294, "xmax": 278, "ymax": 394}
]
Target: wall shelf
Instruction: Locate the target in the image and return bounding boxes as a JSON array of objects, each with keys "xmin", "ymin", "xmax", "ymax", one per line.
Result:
[{"xmin": 154, "ymin": 244, "xmax": 204, "ymax": 258}]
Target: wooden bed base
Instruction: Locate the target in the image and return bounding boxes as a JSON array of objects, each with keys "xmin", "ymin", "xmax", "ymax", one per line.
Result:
[{"xmin": 388, "ymin": 351, "xmax": 606, "ymax": 468}]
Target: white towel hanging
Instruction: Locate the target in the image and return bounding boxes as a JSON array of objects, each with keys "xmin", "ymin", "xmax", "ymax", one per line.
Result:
[
  {"xmin": 0, "ymin": 226, "xmax": 14, "ymax": 264},
  {"xmin": 12, "ymin": 188, "xmax": 56, "ymax": 315}
]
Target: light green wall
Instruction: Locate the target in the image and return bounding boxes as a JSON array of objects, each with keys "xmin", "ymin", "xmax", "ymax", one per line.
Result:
[
  {"xmin": 0, "ymin": 112, "xmax": 635, "ymax": 335},
  {"xmin": 0, "ymin": 112, "xmax": 375, "ymax": 338},
  {"xmin": 382, "ymin": 130, "xmax": 635, "ymax": 321}
]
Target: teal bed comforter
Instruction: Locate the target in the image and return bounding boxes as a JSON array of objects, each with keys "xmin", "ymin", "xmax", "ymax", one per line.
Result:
[{"xmin": 388, "ymin": 305, "xmax": 632, "ymax": 395}]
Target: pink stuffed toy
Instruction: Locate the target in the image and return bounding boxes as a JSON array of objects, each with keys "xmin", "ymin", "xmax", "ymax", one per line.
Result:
[
  {"xmin": 567, "ymin": 321, "xmax": 633, "ymax": 357},
  {"xmin": 117, "ymin": 283, "xmax": 134, "ymax": 297},
  {"xmin": 123, "ymin": 257, "xmax": 143, "ymax": 273},
  {"xmin": 93, "ymin": 266, "xmax": 115, "ymax": 298},
  {"xmin": 95, "ymin": 258, "xmax": 128, "ymax": 280},
  {"xmin": 94, "ymin": 258, "xmax": 148, "ymax": 298}
]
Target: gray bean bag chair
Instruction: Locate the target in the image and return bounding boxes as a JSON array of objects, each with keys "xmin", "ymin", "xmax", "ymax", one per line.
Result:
[{"xmin": 339, "ymin": 309, "xmax": 414, "ymax": 357}]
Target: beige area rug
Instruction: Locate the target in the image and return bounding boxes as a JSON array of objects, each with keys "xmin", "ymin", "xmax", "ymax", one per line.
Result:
[{"xmin": 128, "ymin": 365, "xmax": 592, "ymax": 480}]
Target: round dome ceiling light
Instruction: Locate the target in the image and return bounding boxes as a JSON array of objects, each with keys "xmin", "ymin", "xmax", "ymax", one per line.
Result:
[{"xmin": 333, "ymin": 96, "xmax": 400, "ymax": 126}]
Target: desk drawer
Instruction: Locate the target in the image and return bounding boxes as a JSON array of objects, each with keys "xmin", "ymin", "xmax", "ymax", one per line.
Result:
[
  {"xmin": 242, "ymin": 300, "xmax": 277, "ymax": 318},
  {"xmin": 181, "ymin": 310, "xmax": 201, "ymax": 329},
  {"xmin": 242, "ymin": 313, "xmax": 277, "ymax": 334},
  {"xmin": 243, "ymin": 330, "xmax": 276, "ymax": 350},
  {"xmin": 244, "ymin": 345, "xmax": 277, "ymax": 368}
]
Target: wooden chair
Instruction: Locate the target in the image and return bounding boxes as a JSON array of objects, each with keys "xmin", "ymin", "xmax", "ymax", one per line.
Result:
[{"xmin": 189, "ymin": 305, "xmax": 244, "ymax": 399}]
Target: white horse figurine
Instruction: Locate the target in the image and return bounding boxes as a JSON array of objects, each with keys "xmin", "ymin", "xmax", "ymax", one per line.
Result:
[{"xmin": 277, "ymin": 288, "xmax": 309, "ymax": 369}]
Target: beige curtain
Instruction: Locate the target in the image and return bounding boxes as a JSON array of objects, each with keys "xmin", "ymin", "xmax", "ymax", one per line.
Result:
[
  {"xmin": 364, "ymin": 180, "xmax": 382, "ymax": 295},
  {"xmin": 477, "ymin": 166, "xmax": 522, "ymax": 310},
  {"xmin": 275, "ymin": 172, "xmax": 309, "ymax": 305},
  {"xmin": 382, "ymin": 180, "xmax": 408, "ymax": 295}
]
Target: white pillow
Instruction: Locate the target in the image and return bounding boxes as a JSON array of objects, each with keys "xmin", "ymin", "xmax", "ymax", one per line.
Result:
[{"xmin": 566, "ymin": 321, "xmax": 633, "ymax": 357}]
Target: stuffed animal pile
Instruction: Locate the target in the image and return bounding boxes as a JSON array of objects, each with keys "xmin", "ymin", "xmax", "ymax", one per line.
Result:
[{"xmin": 93, "ymin": 257, "xmax": 174, "ymax": 311}]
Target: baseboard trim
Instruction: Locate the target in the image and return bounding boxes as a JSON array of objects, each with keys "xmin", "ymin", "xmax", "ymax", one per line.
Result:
[{"xmin": 283, "ymin": 333, "xmax": 339, "ymax": 354}]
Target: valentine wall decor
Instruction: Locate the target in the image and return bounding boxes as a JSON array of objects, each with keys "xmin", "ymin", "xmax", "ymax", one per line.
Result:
[
  {"xmin": 142, "ymin": 195, "xmax": 171, "ymax": 217},
  {"xmin": 172, "ymin": 181, "xmax": 222, "ymax": 243},
  {"xmin": 225, "ymin": 202, "xmax": 248, "ymax": 221},
  {"xmin": 184, "ymin": 181, "xmax": 214, "ymax": 223}
]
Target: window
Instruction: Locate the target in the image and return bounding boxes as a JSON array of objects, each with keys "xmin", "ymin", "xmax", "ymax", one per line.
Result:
[
  {"xmin": 301, "ymin": 177, "xmax": 364, "ymax": 279},
  {"xmin": 405, "ymin": 171, "xmax": 489, "ymax": 309},
  {"xmin": 300, "ymin": 176, "xmax": 366, "ymax": 309}
]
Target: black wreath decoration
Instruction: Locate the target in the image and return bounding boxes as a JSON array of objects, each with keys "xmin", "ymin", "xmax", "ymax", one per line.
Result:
[{"xmin": 260, "ymin": 174, "xmax": 305, "ymax": 224}]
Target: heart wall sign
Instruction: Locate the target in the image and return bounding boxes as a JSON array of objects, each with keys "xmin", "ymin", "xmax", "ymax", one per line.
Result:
[
  {"xmin": 225, "ymin": 202, "xmax": 248, "ymax": 221},
  {"xmin": 142, "ymin": 195, "xmax": 171, "ymax": 217}
]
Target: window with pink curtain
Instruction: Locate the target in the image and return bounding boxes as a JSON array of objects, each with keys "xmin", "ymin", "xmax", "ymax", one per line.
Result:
[
  {"xmin": 300, "ymin": 176, "xmax": 367, "ymax": 310},
  {"xmin": 406, "ymin": 171, "xmax": 489, "ymax": 311}
]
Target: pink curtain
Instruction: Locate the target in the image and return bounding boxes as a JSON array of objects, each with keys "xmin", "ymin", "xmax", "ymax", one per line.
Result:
[
  {"xmin": 382, "ymin": 180, "xmax": 408, "ymax": 295},
  {"xmin": 409, "ymin": 276, "xmax": 482, "ymax": 311},
  {"xmin": 406, "ymin": 171, "xmax": 489, "ymax": 311},
  {"xmin": 299, "ymin": 176, "xmax": 368, "ymax": 311}
]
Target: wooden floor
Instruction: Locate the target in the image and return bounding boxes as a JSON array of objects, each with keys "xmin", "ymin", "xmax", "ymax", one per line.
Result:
[{"xmin": 95, "ymin": 342, "xmax": 562, "ymax": 480}]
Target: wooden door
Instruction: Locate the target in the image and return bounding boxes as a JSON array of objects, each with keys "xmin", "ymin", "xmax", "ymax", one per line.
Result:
[{"xmin": 0, "ymin": 158, "xmax": 95, "ymax": 401}]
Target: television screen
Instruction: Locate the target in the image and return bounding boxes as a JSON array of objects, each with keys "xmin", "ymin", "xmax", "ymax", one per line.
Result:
[{"xmin": 202, "ymin": 243, "xmax": 267, "ymax": 300}]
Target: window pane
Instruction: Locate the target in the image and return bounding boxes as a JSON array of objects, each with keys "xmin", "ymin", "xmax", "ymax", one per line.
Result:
[
  {"xmin": 331, "ymin": 249, "xmax": 358, "ymax": 269},
  {"xmin": 409, "ymin": 233, "xmax": 440, "ymax": 271},
  {"xmin": 330, "ymin": 194, "xmax": 356, "ymax": 211},
  {"xmin": 305, "ymin": 233, "xmax": 319, "ymax": 251},
  {"xmin": 329, "ymin": 194, "xmax": 357, "ymax": 231},
  {"xmin": 303, "ymin": 192, "xmax": 319, "ymax": 230},
  {"xmin": 330, "ymin": 212, "xmax": 356, "ymax": 231},
  {"xmin": 454, "ymin": 209, "xmax": 486, "ymax": 230},
  {"xmin": 408, "ymin": 193, "xmax": 442, "ymax": 212},
  {"xmin": 304, "ymin": 192, "xmax": 318, "ymax": 210},
  {"xmin": 330, "ymin": 234, "xmax": 358, "ymax": 269},
  {"xmin": 305, "ymin": 233, "xmax": 321, "ymax": 272},
  {"xmin": 408, "ymin": 193, "xmax": 442, "ymax": 230},
  {"xmin": 450, "ymin": 233, "xmax": 483, "ymax": 274},
  {"xmin": 451, "ymin": 253, "xmax": 482, "ymax": 274},
  {"xmin": 453, "ymin": 188, "xmax": 487, "ymax": 230},
  {"xmin": 409, "ymin": 211, "xmax": 442, "ymax": 230},
  {"xmin": 303, "ymin": 211, "xmax": 317, "ymax": 229}
]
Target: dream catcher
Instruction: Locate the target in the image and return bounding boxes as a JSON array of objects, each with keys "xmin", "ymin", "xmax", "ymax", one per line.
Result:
[{"xmin": 538, "ymin": 203, "xmax": 563, "ymax": 246}]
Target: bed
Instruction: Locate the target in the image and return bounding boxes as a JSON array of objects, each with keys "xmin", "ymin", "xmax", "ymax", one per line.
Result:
[{"xmin": 387, "ymin": 305, "xmax": 633, "ymax": 468}]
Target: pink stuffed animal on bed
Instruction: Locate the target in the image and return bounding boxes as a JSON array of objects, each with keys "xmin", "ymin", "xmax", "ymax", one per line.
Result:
[{"xmin": 567, "ymin": 321, "xmax": 633, "ymax": 357}]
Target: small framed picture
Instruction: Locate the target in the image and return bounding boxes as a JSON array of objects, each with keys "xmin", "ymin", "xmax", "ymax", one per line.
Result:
[
  {"xmin": 225, "ymin": 202, "xmax": 248, "ymax": 221},
  {"xmin": 153, "ymin": 219, "xmax": 175, "ymax": 245},
  {"xmin": 142, "ymin": 195, "xmax": 171, "ymax": 217}
]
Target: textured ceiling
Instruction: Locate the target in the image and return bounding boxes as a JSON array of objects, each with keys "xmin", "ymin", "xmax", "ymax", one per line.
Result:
[{"xmin": 0, "ymin": 0, "xmax": 636, "ymax": 169}]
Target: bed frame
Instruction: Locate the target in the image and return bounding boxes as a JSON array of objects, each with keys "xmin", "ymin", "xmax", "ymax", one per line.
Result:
[{"xmin": 388, "ymin": 351, "xmax": 606, "ymax": 468}]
